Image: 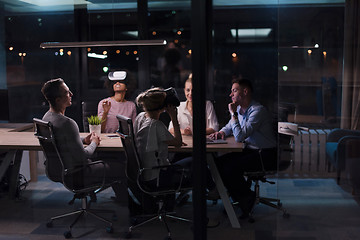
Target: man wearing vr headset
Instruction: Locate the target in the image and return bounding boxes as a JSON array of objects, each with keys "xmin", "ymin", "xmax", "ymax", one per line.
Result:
[{"xmin": 98, "ymin": 70, "xmax": 137, "ymax": 133}]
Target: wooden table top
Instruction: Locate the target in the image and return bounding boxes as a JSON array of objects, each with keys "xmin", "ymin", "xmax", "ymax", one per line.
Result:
[
  {"xmin": 0, "ymin": 123, "xmax": 34, "ymax": 132},
  {"xmin": 0, "ymin": 130, "xmax": 244, "ymax": 152}
]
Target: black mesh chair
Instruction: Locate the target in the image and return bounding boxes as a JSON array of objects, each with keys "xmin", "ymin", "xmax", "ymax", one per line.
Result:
[
  {"xmin": 33, "ymin": 118, "xmax": 116, "ymax": 239},
  {"xmin": 243, "ymin": 124, "xmax": 295, "ymax": 222},
  {"xmin": 116, "ymin": 114, "xmax": 191, "ymax": 240}
]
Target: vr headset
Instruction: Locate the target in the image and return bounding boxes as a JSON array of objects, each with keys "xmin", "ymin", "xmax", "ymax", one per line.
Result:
[
  {"xmin": 146, "ymin": 87, "xmax": 180, "ymax": 111},
  {"xmin": 108, "ymin": 71, "xmax": 128, "ymax": 84},
  {"xmin": 164, "ymin": 87, "xmax": 180, "ymax": 107}
]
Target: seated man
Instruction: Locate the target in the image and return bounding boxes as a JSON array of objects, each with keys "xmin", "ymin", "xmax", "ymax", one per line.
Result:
[
  {"xmin": 209, "ymin": 78, "xmax": 277, "ymax": 218},
  {"xmin": 41, "ymin": 78, "xmax": 123, "ymax": 196}
]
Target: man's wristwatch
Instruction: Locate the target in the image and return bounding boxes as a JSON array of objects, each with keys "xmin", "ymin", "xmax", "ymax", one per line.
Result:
[{"xmin": 233, "ymin": 111, "xmax": 238, "ymax": 119}]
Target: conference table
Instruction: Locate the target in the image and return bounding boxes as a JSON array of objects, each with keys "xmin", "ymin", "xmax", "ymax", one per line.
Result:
[{"xmin": 0, "ymin": 130, "xmax": 244, "ymax": 228}]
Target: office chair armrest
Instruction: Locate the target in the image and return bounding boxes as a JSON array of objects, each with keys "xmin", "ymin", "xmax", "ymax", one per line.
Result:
[
  {"xmin": 66, "ymin": 161, "xmax": 106, "ymax": 174},
  {"xmin": 337, "ymin": 135, "xmax": 360, "ymax": 161},
  {"xmin": 64, "ymin": 161, "xmax": 107, "ymax": 192},
  {"xmin": 327, "ymin": 128, "xmax": 360, "ymax": 142},
  {"xmin": 149, "ymin": 164, "xmax": 185, "ymax": 170}
]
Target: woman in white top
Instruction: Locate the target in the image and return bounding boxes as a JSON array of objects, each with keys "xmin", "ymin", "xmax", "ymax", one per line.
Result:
[{"xmin": 169, "ymin": 74, "xmax": 219, "ymax": 135}]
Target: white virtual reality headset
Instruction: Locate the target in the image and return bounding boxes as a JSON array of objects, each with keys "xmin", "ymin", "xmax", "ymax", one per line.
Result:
[{"xmin": 108, "ymin": 71, "xmax": 127, "ymax": 83}]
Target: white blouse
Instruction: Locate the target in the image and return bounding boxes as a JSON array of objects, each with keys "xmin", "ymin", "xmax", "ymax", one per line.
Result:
[{"xmin": 168, "ymin": 100, "xmax": 219, "ymax": 132}]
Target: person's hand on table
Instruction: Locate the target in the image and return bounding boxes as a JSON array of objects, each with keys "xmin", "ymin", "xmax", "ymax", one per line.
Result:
[
  {"xmin": 208, "ymin": 131, "xmax": 225, "ymax": 140},
  {"xmin": 183, "ymin": 126, "xmax": 192, "ymax": 136},
  {"xmin": 83, "ymin": 133, "xmax": 92, "ymax": 144},
  {"xmin": 90, "ymin": 132, "xmax": 101, "ymax": 146}
]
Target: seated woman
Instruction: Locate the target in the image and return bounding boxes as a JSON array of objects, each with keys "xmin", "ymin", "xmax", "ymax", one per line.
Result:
[
  {"xmin": 134, "ymin": 87, "xmax": 191, "ymax": 189},
  {"xmin": 134, "ymin": 87, "xmax": 218, "ymax": 204},
  {"xmin": 41, "ymin": 78, "xmax": 122, "ymax": 196},
  {"xmin": 167, "ymin": 75, "xmax": 220, "ymax": 196},
  {"xmin": 168, "ymin": 73, "xmax": 219, "ymax": 136},
  {"xmin": 98, "ymin": 70, "xmax": 137, "ymax": 133}
]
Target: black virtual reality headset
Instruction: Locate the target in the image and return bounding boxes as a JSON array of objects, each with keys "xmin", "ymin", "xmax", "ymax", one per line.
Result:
[
  {"xmin": 164, "ymin": 87, "xmax": 180, "ymax": 107},
  {"xmin": 108, "ymin": 71, "xmax": 128, "ymax": 84},
  {"xmin": 145, "ymin": 87, "xmax": 180, "ymax": 111}
]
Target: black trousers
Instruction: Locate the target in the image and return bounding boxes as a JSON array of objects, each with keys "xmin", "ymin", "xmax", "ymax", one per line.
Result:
[{"xmin": 215, "ymin": 147, "xmax": 277, "ymax": 201}]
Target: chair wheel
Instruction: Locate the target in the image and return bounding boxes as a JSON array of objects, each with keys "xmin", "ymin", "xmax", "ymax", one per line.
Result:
[
  {"xmin": 64, "ymin": 230, "xmax": 72, "ymax": 239},
  {"xmin": 164, "ymin": 236, "xmax": 172, "ymax": 240},
  {"xmin": 46, "ymin": 221, "xmax": 53, "ymax": 228},
  {"xmin": 106, "ymin": 226, "xmax": 113, "ymax": 233}
]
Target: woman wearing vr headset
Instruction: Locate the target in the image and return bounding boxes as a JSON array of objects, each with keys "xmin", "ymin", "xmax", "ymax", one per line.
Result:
[
  {"xmin": 134, "ymin": 87, "xmax": 192, "ymax": 210},
  {"xmin": 134, "ymin": 88, "xmax": 191, "ymax": 188},
  {"xmin": 134, "ymin": 87, "xmax": 218, "ymax": 204},
  {"xmin": 98, "ymin": 70, "xmax": 137, "ymax": 133},
  {"xmin": 97, "ymin": 70, "xmax": 137, "ymax": 202}
]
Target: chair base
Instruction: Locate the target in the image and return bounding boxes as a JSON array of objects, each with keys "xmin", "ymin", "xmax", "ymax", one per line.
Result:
[
  {"xmin": 46, "ymin": 197, "xmax": 115, "ymax": 238},
  {"xmin": 253, "ymin": 196, "xmax": 289, "ymax": 218},
  {"xmin": 126, "ymin": 211, "xmax": 191, "ymax": 239},
  {"xmin": 250, "ymin": 179, "xmax": 290, "ymax": 219}
]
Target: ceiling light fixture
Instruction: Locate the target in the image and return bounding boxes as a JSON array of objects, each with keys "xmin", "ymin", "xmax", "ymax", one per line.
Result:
[
  {"xmin": 40, "ymin": 40, "xmax": 167, "ymax": 49},
  {"xmin": 87, "ymin": 53, "xmax": 107, "ymax": 59},
  {"xmin": 230, "ymin": 28, "xmax": 272, "ymax": 38}
]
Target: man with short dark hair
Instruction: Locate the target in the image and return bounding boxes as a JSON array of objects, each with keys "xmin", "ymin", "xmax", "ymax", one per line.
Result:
[{"xmin": 209, "ymin": 78, "xmax": 277, "ymax": 218}]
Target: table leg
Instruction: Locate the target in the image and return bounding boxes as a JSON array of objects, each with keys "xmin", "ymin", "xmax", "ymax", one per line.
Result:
[
  {"xmin": 8, "ymin": 150, "xmax": 23, "ymax": 199},
  {"xmin": 207, "ymin": 153, "xmax": 241, "ymax": 228},
  {"xmin": 29, "ymin": 151, "xmax": 38, "ymax": 182},
  {"xmin": 0, "ymin": 150, "xmax": 16, "ymax": 182}
]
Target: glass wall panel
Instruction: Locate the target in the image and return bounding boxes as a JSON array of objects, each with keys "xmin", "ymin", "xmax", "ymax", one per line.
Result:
[
  {"xmin": 2, "ymin": 1, "xmax": 360, "ymax": 239},
  {"xmin": 213, "ymin": 7, "xmax": 278, "ymax": 126},
  {"xmin": 277, "ymin": 2, "xmax": 360, "ymax": 239},
  {"xmin": 4, "ymin": 12, "xmax": 77, "ymax": 123},
  {"xmin": 278, "ymin": 5, "xmax": 344, "ymax": 127}
]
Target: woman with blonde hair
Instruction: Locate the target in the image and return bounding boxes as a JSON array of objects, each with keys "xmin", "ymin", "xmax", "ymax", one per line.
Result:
[{"xmin": 168, "ymin": 73, "xmax": 219, "ymax": 135}]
